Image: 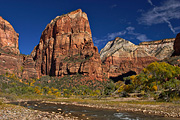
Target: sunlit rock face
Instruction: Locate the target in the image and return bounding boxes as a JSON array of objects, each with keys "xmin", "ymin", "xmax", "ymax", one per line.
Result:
[
  {"xmin": 31, "ymin": 9, "xmax": 102, "ymax": 79},
  {"xmin": 0, "ymin": 16, "xmax": 22, "ymax": 76},
  {"xmin": 100, "ymin": 37, "xmax": 175, "ymax": 80},
  {"xmin": 0, "ymin": 16, "xmax": 20, "ymax": 54}
]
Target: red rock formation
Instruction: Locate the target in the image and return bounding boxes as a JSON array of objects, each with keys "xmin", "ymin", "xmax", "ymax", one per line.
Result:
[
  {"xmin": 0, "ymin": 16, "xmax": 38, "ymax": 79},
  {"xmin": 31, "ymin": 9, "xmax": 102, "ymax": 79},
  {"xmin": 100, "ymin": 37, "xmax": 174, "ymax": 80},
  {"xmin": 0, "ymin": 16, "xmax": 20, "ymax": 54},
  {"xmin": 0, "ymin": 16, "xmax": 22, "ymax": 76},
  {"xmin": 174, "ymin": 33, "xmax": 180, "ymax": 56},
  {"xmin": 0, "ymin": 52, "xmax": 23, "ymax": 76},
  {"xmin": 22, "ymin": 56, "xmax": 38, "ymax": 79}
]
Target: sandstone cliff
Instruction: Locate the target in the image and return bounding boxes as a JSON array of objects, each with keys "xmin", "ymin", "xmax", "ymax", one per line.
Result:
[
  {"xmin": 0, "ymin": 16, "xmax": 20, "ymax": 54},
  {"xmin": 139, "ymin": 38, "xmax": 175, "ymax": 60},
  {"xmin": 1, "ymin": 11, "xmax": 178, "ymax": 81},
  {"xmin": 31, "ymin": 9, "xmax": 102, "ymax": 79},
  {"xmin": 0, "ymin": 16, "xmax": 38, "ymax": 79},
  {"xmin": 0, "ymin": 16, "xmax": 22, "ymax": 76},
  {"xmin": 100, "ymin": 37, "xmax": 175, "ymax": 80}
]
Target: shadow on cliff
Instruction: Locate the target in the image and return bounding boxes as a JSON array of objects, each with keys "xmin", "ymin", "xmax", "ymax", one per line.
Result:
[{"xmin": 109, "ymin": 71, "xmax": 136, "ymax": 83}]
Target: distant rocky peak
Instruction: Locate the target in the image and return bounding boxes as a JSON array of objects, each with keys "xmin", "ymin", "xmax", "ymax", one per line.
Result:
[
  {"xmin": 100, "ymin": 37, "xmax": 136, "ymax": 62},
  {"xmin": 68, "ymin": 9, "xmax": 88, "ymax": 19},
  {"xmin": 139, "ymin": 38, "xmax": 175, "ymax": 45},
  {"xmin": 100, "ymin": 36, "xmax": 176, "ymax": 80},
  {"xmin": 49, "ymin": 9, "xmax": 88, "ymax": 26}
]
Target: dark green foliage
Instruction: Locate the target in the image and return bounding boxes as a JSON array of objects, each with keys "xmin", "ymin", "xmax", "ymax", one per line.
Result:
[
  {"xmin": 104, "ymin": 82, "xmax": 115, "ymax": 95},
  {"xmin": 0, "ymin": 75, "xmax": 35, "ymax": 96},
  {"xmin": 163, "ymin": 56, "xmax": 180, "ymax": 67},
  {"xmin": 33, "ymin": 73, "xmax": 113, "ymax": 97},
  {"xmin": 123, "ymin": 62, "xmax": 180, "ymax": 101}
]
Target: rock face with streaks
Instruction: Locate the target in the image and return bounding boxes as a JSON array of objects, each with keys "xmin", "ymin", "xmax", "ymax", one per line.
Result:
[
  {"xmin": 22, "ymin": 56, "xmax": 38, "ymax": 79},
  {"xmin": 0, "ymin": 16, "xmax": 22, "ymax": 76},
  {"xmin": 0, "ymin": 52, "xmax": 23, "ymax": 77},
  {"xmin": 0, "ymin": 16, "xmax": 19, "ymax": 54},
  {"xmin": 0, "ymin": 16, "xmax": 38, "ymax": 79},
  {"xmin": 139, "ymin": 38, "xmax": 175, "ymax": 59},
  {"xmin": 100, "ymin": 37, "xmax": 175, "ymax": 80},
  {"xmin": 31, "ymin": 9, "xmax": 102, "ymax": 79},
  {"xmin": 1, "ymin": 11, "xmax": 178, "ymax": 81}
]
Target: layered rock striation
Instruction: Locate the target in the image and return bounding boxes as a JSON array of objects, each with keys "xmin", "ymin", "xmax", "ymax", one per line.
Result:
[
  {"xmin": 0, "ymin": 16, "xmax": 20, "ymax": 54},
  {"xmin": 139, "ymin": 38, "xmax": 175, "ymax": 60},
  {"xmin": 0, "ymin": 52, "xmax": 23, "ymax": 76},
  {"xmin": 0, "ymin": 16, "xmax": 22, "ymax": 76},
  {"xmin": 1, "ymin": 10, "xmax": 178, "ymax": 81},
  {"xmin": 0, "ymin": 16, "xmax": 38, "ymax": 79},
  {"xmin": 31, "ymin": 9, "xmax": 102, "ymax": 79},
  {"xmin": 100, "ymin": 37, "xmax": 175, "ymax": 79}
]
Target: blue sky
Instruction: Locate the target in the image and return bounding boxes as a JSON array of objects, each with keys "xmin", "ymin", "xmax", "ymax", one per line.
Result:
[{"xmin": 0, "ymin": 0, "xmax": 180, "ymax": 54}]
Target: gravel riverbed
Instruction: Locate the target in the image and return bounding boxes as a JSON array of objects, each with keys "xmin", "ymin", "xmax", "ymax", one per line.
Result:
[
  {"xmin": 0, "ymin": 104, "xmax": 79, "ymax": 120},
  {"xmin": 1, "ymin": 98, "xmax": 180, "ymax": 119}
]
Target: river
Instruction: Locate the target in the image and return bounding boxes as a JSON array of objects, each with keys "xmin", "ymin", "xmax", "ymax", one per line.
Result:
[{"xmin": 10, "ymin": 101, "xmax": 179, "ymax": 120}]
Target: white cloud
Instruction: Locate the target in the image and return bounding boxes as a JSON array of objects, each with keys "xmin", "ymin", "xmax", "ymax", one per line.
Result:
[
  {"xmin": 174, "ymin": 26, "xmax": 180, "ymax": 31},
  {"xmin": 107, "ymin": 31, "xmax": 126, "ymax": 40},
  {"xmin": 138, "ymin": 0, "xmax": 180, "ymax": 34},
  {"xmin": 126, "ymin": 26, "xmax": 151, "ymax": 41},
  {"xmin": 136, "ymin": 34, "xmax": 152, "ymax": 41},
  {"xmin": 110, "ymin": 4, "xmax": 117, "ymax": 8},
  {"xmin": 93, "ymin": 26, "xmax": 151, "ymax": 48},
  {"xmin": 126, "ymin": 26, "xmax": 135, "ymax": 31},
  {"xmin": 147, "ymin": 0, "xmax": 154, "ymax": 6},
  {"xmin": 93, "ymin": 37, "xmax": 107, "ymax": 45}
]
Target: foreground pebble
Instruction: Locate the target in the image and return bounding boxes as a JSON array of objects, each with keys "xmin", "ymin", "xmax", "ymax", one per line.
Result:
[{"xmin": 0, "ymin": 104, "xmax": 78, "ymax": 120}]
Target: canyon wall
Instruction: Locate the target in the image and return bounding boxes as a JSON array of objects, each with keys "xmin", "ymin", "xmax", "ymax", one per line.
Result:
[
  {"xmin": 0, "ymin": 10, "xmax": 179, "ymax": 81},
  {"xmin": 31, "ymin": 9, "xmax": 102, "ymax": 79},
  {"xmin": 0, "ymin": 16, "xmax": 20, "ymax": 54},
  {"xmin": 0, "ymin": 16, "xmax": 38, "ymax": 79},
  {"xmin": 0, "ymin": 17, "xmax": 22, "ymax": 76},
  {"xmin": 100, "ymin": 37, "xmax": 175, "ymax": 80}
]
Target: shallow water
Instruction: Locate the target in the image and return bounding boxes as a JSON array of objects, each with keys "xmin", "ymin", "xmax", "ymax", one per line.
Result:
[{"xmin": 10, "ymin": 101, "xmax": 179, "ymax": 120}]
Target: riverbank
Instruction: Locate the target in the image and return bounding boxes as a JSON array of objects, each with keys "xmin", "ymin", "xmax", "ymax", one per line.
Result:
[
  {"xmin": 1, "ymin": 97, "xmax": 180, "ymax": 119},
  {"xmin": 48, "ymin": 97, "xmax": 180, "ymax": 118},
  {"xmin": 0, "ymin": 103, "xmax": 79, "ymax": 120}
]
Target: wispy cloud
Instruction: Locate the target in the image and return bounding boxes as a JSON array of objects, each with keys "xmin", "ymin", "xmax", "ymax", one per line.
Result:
[
  {"xmin": 107, "ymin": 31, "xmax": 126, "ymax": 40},
  {"xmin": 147, "ymin": 0, "xmax": 154, "ymax": 6},
  {"xmin": 174, "ymin": 26, "xmax": 180, "ymax": 31},
  {"xmin": 138, "ymin": 0, "xmax": 180, "ymax": 34},
  {"xmin": 126, "ymin": 26, "xmax": 135, "ymax": 31},
  {"xmin": 93, "ymin": 26, "xmax": 152, "ymax": 48},
  {"xmin": 110, "ymin": 4, "xmax": 117, "ymax": 8},
  {"xmin": 136, "ymin": 34, "xmax": 151, "ymax": 41},
  {"xmin": 125, "ymin": 26, "xmax": 152, "ymax": 41}
]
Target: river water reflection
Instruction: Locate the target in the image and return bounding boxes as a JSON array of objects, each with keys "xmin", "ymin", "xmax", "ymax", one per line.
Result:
[{"xmin": 10, "ymin": 101, "xmax": 179, "ymax": 120}]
